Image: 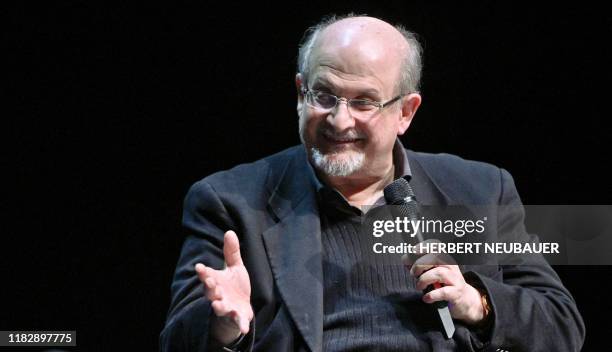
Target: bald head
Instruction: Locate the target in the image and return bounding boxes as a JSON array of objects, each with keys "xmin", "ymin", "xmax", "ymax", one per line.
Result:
[{"xmin": 298, "ymin": 15, "xmax": 422, "ymax": 94}]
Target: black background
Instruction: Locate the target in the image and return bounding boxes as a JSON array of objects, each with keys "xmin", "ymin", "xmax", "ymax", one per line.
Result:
[{"xmin": 5, "ymin": 1, "xmax": 611, "ymax": 351}]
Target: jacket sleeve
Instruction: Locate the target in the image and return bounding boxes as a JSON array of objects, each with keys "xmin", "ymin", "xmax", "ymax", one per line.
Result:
[
  {"xmin": 160, "ymin": 180, "xmax": 255, "ymax": 352},
  {"xmin": 465, "ymin": 168, "xmax": 585, "ymax": 352}
]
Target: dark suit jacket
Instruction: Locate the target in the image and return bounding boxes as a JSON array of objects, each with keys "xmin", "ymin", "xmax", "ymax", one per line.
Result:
[{"xmin": 160, "ymin": 146, "xmax": 584, "ymax": 352}]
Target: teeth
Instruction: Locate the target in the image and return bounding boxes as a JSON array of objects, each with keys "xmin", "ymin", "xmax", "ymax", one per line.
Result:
[
  {"xmin": 328, "ymin": 135, "xmax": 355, "ymax": 141},
  {"xmin": 323, "ymin": 132, "xmax": 361, "ymax": 142}
]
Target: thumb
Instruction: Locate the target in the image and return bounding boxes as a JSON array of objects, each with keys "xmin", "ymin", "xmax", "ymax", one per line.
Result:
[{"xmin": 223, "ymin": 230, "xmax": 243, "ymax": 267}]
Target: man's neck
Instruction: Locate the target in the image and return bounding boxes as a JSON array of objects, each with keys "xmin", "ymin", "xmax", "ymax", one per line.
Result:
[{"xmin": 318, "ymin": 161, "xmax": 395, "ymax": 208}]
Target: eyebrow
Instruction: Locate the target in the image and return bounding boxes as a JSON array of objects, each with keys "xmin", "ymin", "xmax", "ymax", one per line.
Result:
[{"xmin": 311, "ymin": 78, "xmax": 382, "ymax": 98}]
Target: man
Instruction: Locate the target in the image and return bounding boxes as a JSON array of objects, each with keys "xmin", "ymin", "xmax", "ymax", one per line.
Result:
[{"xmin": 161, "ymin": 15, "xmax": 584, "ymax": 351}]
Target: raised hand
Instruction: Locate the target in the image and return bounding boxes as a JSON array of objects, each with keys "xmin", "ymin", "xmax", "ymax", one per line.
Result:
[{"xmin": 195, "ymin": 230, "xmax": 253, "ymax": 344}]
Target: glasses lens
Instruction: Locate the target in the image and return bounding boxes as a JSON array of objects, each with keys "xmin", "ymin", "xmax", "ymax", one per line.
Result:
[
  {"xmin": 311, "ymin": 92, "xmax": 336, "ymax": 109},
  {"xmin": 348, "ymin": 100, "xmax": 378, "ymax": 119},
  {"xmin": 305, "ymin": 91, "xmax": 381, "ymax": 119},
  {"xmin": 350, "ymin": 99, "xmax": 378, "ymax": 112}
]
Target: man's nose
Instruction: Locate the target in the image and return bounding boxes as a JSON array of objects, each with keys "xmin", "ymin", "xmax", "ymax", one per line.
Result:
[{"xmin": 327, "ymin": 99, "xmax": 355, "ymax": 130}]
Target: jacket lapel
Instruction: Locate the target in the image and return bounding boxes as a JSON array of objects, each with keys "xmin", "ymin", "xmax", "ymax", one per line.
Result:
[
  {"xmin": 406, "ymin": 149, "xmax": 450, "ymax": 206},
  {"xmin": 262, "ymin": 147, "xmax": 323, "ymax": 352}
]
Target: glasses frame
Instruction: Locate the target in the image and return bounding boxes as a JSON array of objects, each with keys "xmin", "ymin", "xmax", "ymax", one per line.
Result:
[{"xmin": 301, "ymin": 88, "xmax": 404, "ymax": 119}]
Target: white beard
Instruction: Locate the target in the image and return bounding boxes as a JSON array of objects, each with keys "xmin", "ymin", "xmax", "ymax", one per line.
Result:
[
  {"xmin": 299, "ymin": 111, "xmax": 366, "ymax": 177},
  {"xmin": 310, "ymin": 147, "xmax": 365, "ymax": 177}
]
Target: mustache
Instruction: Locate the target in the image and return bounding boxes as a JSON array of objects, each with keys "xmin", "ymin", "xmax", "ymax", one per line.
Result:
[{"xmin": 319, "ymin": 128, "xmax": 367, "ymax": 141}]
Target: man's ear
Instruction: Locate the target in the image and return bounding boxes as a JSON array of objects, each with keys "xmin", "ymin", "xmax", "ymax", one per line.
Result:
[
  {"xmin": 296, "ymin": 73, "xmax": 304, "ymax": 113},
  {"xmin": 397, "ymin": 93, "xmax": 422, "ymax": 135}
]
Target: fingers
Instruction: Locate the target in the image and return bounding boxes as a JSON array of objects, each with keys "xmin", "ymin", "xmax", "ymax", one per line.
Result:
[
  {"xmin": 413, "ymin": 265, "xmax": 464, "ymax": 304},
  {"xmin": 211, "ymin": 299, "xmax": 251, "ymax": 334},
  {"xmin": 401, "ymin": 239, "xmax": 442, "ymax": 268},
  {"xmin": 208, "ymin": 289, "xmax": 240, "ymax": 319},
  {"xmin": 422, "ymin": 285, "xmax": 460, "ymax": 303},
  {"xmin": 223, "ymin": 230, "xmax": 244, "ymax": 268},
  {"xmin": 195, "ymin": 264, "xmax": 223, "ymax": 300},
  {"xmin": 195, "ymin": 263, "xmax": 211, "ymax": 282},
  {"xmin": 195, "ymin": 263, "xmax": 216, "ymax": 284},
  {"xmin": 197, "ymin": 264, "xmax": 229, "ymax": 314},
  {"xmin": 211, "ymin": 300, "xmax": 232, "ymax": 316},
  {"xmin": 237, "ymin": 315, "xmax": 250, "ymax": 334},
  {"xmin": 415, "ymin": 266, "xmax": 452, "ymax": 291},
  {"xmin": 409, "ymin": 253, "xmax": 454, "ymax": 277},
  {"xmin": 206, "ymin": 278, "xmax": 224, "ymax": 301},
  {"xmin": 404, "ymin": 239, "xmax": 457, "ymax": 278}
]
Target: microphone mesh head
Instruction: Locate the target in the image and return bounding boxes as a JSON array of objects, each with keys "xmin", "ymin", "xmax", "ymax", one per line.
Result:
[
  {"xmin": 383, "ymin": 177, "xmax": 414, "ymax": 204},
  {"xmin": 384, "ymin": 177, "xmax": 421, "ymax": 230}
]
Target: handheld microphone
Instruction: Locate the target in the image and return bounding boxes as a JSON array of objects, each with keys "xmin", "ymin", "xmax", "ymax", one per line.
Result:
[{"xmin": 383, "ymin": 177, "xmax": 455, "ymax": 339}]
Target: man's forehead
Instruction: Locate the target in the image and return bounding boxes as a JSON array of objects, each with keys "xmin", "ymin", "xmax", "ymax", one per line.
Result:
[
  {"xmin": 307, "ymin": 17, "xmax": 405, "ymax": 93},
  {"xmin": 312, "ymin": 17, "xmax": 406, "ymax": 66},
  {"xmin": 309, "ymin": 66, "xmax": 385, "ymax": 96},
  {"xmin": 318, "ymin": 16, "xmax": 406, "ymax": 50}
]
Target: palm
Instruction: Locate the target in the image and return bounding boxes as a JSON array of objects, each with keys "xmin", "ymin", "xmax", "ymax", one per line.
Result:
[{"xmin": 214, "ymin": 260, "xmax": 251, "ymax": 311}]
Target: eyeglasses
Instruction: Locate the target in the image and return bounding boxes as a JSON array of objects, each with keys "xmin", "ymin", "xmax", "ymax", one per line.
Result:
[{"xmin": 302, "ymin": 88, "xmax": 403, "ymax": 120}]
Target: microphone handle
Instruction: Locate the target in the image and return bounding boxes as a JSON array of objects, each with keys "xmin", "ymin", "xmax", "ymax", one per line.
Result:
[{"xmin": 407, "ymin": 205, "xmax": 455, "ymax": 338}]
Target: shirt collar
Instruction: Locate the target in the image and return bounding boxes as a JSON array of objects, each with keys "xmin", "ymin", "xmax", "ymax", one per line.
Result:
[{"xmin": 393, "ymin": 138, "xmax": 412, "ymax": 182}]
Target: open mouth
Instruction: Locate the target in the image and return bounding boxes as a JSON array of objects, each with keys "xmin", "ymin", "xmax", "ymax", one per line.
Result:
[{"xmin": 322, "ymin": 132, "xmax": 364, "ymax": 145}]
